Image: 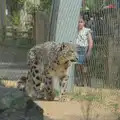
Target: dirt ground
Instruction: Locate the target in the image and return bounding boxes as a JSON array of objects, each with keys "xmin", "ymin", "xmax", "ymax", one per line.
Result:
[{"xmin": 35, "ymin": 100, "xmax": 118, "ymax": 120}]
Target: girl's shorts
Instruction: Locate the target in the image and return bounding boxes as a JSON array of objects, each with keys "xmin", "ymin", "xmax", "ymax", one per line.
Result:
[{"xmin": 76, "ymin": 46, "xmax": 87, "ymax": 64}]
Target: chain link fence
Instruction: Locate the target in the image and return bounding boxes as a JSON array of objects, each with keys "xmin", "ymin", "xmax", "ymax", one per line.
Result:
[
  {"xmin": 0, "ymin": 27, "xmax": 34, "ymax": 80},
  {"xmin": 0, "ymin": 0, "xmax": 120, "ymax": 90},
  {"xmin": 0, "ymin": 0, "xmax": 50, "ymax": 80},
  {"xmin": 74, "ymin": 1, "xmax": 120, "ymax": 89}
]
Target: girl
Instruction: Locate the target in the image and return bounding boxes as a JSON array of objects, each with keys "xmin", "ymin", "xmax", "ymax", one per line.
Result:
[{"xmin": 75, "ymin": 16, "xmax": 93, "ymax": 86}]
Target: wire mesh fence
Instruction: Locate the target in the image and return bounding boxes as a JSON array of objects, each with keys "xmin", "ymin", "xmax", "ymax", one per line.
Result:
[
  {"xmin": 0, "ymin": 0, "xmax": 120, "ymax": 91},
  {"xmin": 0, "ymin": 28, "xmax": 33, "ymax": 80},
  {"xmin": 74, "ymin": 0, "xmax": 120, "ymax": 89}
]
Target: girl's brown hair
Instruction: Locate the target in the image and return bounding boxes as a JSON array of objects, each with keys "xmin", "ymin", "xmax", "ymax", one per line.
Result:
[{"xmin": 77, "ymin": 15, "xmax": 86, "ymax": 32}]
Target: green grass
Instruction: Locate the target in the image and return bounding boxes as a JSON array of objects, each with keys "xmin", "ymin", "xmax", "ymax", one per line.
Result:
[{"xmin": 68, "ymin": 92, "xmax": 102, "ymax": 102}]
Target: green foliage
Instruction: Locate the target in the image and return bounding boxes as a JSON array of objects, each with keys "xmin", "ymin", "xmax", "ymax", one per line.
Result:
[
  {"xmin": 86, "ymin": 0, "xmax": 104, "ymax": 12},
  {"xmin": 10, "ymin": 0, "xmax": 25, "ymax": 26},
  {"xmin": 10, "ymin": 0, "xmax": 52, "ymax": 26},
  {"xmin": 70, "ymin": 93, "xmax": 101, "ymax": 102},
  {"xmin": 25, "ymin": 1, "xmax": 37, "ymax": 15},
  {"xmin": 54, "ymin": 89, "xmax": 59, "ymax": 96},
  {"xmin": 11, "ymin": 11, "xmax": 20, "ymax": 26},
  {"xmin": 26, "ymin": 0, "xmax": 52, "ymax": 15},
  {"xmin": 105, "ymin": 0, "xmax": 115, "ymax": 5},
  {"xmin": 111, "ymin": 103, "xmax": 119, "ymax": 112},
  {"xmin": 40, "ymin": 0, "xmax": 52, "ymax": 13},
  {"xmin": 83, "ymin": 0, "xmax": 115, "ymax": 12},
  {"xmin": 11, "ymin": 0, "xmax": 25, "ymax": 12},
  {"xmin": 12, "ymin": 0, "xmax": 26, "ymax": 4}
]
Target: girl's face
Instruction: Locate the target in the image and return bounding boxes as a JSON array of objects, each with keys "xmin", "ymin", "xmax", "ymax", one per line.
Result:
[{"xmin": 78, "ymin": 18, "xmax": 85, "ymax": 29}]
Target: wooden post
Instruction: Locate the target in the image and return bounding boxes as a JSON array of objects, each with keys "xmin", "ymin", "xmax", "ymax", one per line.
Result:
[
  {"xmin": 0, "ymin": 0, "xmax": 6, "ymax": 42},
  {"xmin": 35, "ymin": 12, "xmax": 49, "ymax": 44},
  {"xmin": 0, "ymin": 0, "xmax": 6, "ymax": 29}
]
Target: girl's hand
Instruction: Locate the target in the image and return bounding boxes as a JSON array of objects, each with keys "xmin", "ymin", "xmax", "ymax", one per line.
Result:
[
  {"xmin": 87, "ymin": 31, "xmax": 93, "ymax": 59},
  {"xmin": 86, "ymin": 50, "xmax": 92, "ymax": 59}
]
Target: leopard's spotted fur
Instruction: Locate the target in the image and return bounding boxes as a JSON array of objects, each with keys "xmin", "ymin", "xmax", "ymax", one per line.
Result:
[{"xmin": 18, "ymin": 42, "xmax": 77, "ymax": 101}]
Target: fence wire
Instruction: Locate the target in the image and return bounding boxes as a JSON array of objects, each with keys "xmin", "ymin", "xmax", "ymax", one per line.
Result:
[
  {"xmin": 74, "ymin": 1, "xmax": 120, "ymax": 89},
  {"xmin": 0, "ymin": 0, "xmax": 120, "ymax": 90}
]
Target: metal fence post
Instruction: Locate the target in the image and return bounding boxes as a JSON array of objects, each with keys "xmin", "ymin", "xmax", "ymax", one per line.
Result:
[{"xmin": 51, "ymin": 0, "xmax": 82, "ymax": 92}]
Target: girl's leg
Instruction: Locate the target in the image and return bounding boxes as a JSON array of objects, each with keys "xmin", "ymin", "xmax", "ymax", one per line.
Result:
[
  {"xmin": 75, "ymin": 62, "xmax": 85, "ymax": 86},
  {"xmin": 75, "ymin": 47, "xmax": 89, "ymax": 86}
]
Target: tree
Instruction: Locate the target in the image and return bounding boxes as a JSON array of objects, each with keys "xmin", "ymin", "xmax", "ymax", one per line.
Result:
[
  {"xmin": 8, "ymin": 0, "xmax": 52, "ymax": 29},
  {"xmin": 40, "ymin": 0, "xmax": 52, "ymax": 14},
  {"xmin": 85, "ymin": 0, "xmax": 104, "ymax": 12},
  {"xmin": 85, "ymin": 0, "xmax": 115, "ymax": 12}
]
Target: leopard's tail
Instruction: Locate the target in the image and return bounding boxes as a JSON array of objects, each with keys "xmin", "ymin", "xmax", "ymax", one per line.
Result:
[
  {"xmin": 0, "ymin": 80, "xmax": 17, "ymax": 88},
  {"xmin": 0, "ymin": 76, "xmax": 27, "ymax": 89}
]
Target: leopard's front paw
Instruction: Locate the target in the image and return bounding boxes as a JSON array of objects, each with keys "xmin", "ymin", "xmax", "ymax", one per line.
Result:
[
  {"xmin": 58, "ymin": 95, "xmax": 70, "ymax": 102},
  {"xmin": 45, "ymin": 92, "xmax": 55, "ymax": 101},
  {"xmin": 46, "ymin": 96, "xmax": 55, "ymax": 101}
]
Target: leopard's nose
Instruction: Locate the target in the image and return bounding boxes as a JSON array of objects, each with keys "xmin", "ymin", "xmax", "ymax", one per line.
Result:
[{"xmin": 70, "ymin": 59, "xmax": 75, "ymax": 62}]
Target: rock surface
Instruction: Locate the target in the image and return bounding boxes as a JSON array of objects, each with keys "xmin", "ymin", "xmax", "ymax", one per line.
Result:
[{"xmin": 0, "ymin": 86, "xmax": 44, "ymax": 120}]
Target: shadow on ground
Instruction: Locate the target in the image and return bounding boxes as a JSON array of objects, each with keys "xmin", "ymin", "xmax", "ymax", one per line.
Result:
[{"xmin": 0, "ymin": 86, "xmax": 44, "ymax": 120}]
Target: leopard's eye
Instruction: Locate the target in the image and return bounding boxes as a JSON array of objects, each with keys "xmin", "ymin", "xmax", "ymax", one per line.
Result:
[{"xmin": 68, "ymin": 50, "xmax": 74, "ymax": 54}]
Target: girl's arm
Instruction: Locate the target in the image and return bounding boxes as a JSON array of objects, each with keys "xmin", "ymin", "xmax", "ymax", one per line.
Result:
[{"xmin": 87, "ymin": 32, "xmax": 93, "ymax": 57}]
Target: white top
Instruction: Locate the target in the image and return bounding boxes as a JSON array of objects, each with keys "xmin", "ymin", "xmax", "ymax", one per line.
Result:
[{"xmin": 76, "ymin": 27, "xmax": 92, "ymax": 47}]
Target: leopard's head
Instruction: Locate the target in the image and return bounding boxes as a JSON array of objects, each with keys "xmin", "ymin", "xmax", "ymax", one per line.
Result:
[{"xmin": 57, "ymin": 42, "xmax": 77, "ymax": 64}]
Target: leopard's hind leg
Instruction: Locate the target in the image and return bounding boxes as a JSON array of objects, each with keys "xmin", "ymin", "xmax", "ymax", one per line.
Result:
[{"xmin": 25, "ymin": 69, "xmax": 45, "ymax": 100}]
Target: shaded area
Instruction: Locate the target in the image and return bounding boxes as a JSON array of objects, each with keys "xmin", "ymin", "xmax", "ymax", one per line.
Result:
[
  {"xmin": 0, "ymin": 46, "xmax": 28, "ymax": 80},
  {"xmin": 0, "ymin": 86, "xmax": 44, "ymax": 120}
]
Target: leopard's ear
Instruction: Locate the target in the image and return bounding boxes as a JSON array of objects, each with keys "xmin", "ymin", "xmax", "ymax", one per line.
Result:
[
  {"xmin": 60, "ymin": 42, "xmax": 65, "ymax": 50},
  {"xmin": 57, "ymin": 42, "xmax": 66, "ymax": 52}
]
